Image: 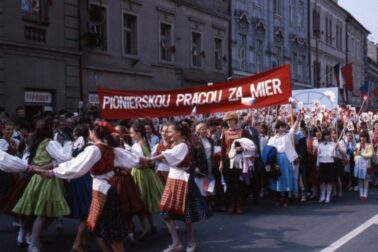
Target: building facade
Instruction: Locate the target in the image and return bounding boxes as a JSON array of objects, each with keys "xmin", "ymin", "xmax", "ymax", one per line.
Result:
[
  {"xmin": 231, "ymin": 0, "xmax": 311, "ymax": 89},
  {"xmin": 0, "ymin": 0, "xmax": 230, "ymax": 117},
  {"xmin": 367, "ymin": 40, "xmax": 378, "ymax": 109},
  {"xmin": 80, "ymin": 0, "xmax": 230, "ymax": 108},
  {"xmin": 345, "ymin": 14, "xmax": 370, "ymax": 106},
  {"xmin": 310, "ymin": 0, "xmax": 347, "ymax": 89},
  {"xmin": 0, "ymin": 0, "xmax": 81, "ymax": 118}
]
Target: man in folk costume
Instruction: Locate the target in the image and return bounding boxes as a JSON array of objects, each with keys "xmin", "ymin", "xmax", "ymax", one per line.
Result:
[{"xmin": 35, "ymin": 121, "xmax": 146, "ymax": 252}]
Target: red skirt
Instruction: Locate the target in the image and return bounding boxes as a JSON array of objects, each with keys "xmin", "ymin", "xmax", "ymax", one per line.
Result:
[
  {"xmin": 156, "ymin": 171, "xmax": 169, "ymax": 185},
  {"xmin": 0, "ymin": 174, "xmax": 31, "ymax": 216},
  {"xmin": 109, "ymin": 171, "xmax": 146, "ymax": 216}
]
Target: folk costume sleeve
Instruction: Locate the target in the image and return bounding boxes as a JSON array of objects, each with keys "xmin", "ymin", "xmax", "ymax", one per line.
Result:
[
  {"xmin": 113, "ymin": 147, "xmax": 140, "ymax": 169},
  {"xmin": 53, "ymin": 145, "xmax": 101, "ymax": 179},
  {"xmin": 46, "ymin": 140, "xmax": 73, "ymax": 163},
  {"xmin": 162, "ymin": 143, "xmax": 189, "ymax": 167},
  {"xmin": 0, "ymin": 150, "xmax": 29, "ymax": 172}
]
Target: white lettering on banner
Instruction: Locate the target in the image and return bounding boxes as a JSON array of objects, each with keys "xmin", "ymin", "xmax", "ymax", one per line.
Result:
[
  {"xmin": 102, "ymin": 95, "xmax": 171, "ymax": 110},
  {"xmin": 102, "ymin": 78, "xmax": 283, "ymax": 110},
  {"xmin": 249, "ymin": 78, "xmax": 282, "ymax": 98},
  {"xmin": 228, "ymin": 87, "xmax": 243, "ymax": 101},
  {"xmin": 176, "ymin": 91, "xmax": 222, "ymax": 107}
]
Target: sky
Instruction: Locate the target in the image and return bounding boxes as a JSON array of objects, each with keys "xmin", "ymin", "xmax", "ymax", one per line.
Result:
[{"xmin": 339, "ymin": 0, "xmax": 378, "ymax": 43}]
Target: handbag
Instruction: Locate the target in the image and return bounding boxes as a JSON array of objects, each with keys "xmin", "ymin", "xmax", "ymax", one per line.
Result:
[{"xmin": 266, "ymin": 163, "xmax": 281, "ymax": 180}]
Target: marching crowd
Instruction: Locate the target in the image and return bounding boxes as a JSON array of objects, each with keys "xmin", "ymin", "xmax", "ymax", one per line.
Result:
[{"xmin": 0, "ymin": 104, "xmax": 378, "ymax": 252}]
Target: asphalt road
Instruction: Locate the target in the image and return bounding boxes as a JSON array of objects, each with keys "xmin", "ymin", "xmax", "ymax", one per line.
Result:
[{"xmin": 1, "ymin": 188, "xmax": 378, "ymax": 252}]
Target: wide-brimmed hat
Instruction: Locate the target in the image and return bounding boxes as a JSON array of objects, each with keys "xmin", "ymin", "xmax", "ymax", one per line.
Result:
[{"xmin": 223, "ymin": 111, "xmax": 239, "ymax": 122}]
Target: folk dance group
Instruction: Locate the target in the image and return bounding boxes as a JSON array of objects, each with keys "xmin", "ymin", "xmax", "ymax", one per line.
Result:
[
  {"xmin": 0, "ymin": 108, "xmax": 377, "ymax": 252},
  {"xmin": 0, "ymin": 119, "xmax": 210, "ymax": 252}
]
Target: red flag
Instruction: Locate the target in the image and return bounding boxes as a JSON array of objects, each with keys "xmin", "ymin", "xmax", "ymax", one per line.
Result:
[{"xmin": 341, "ymin": 64, "xmax": 353, "ymax": 92}]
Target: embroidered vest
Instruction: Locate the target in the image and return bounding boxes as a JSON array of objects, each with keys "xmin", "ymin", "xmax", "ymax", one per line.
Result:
[
  {"xmin": 91, "ymin": 144, "xmax": 115, "ymax": 176},
  {"xmin": 178, "ymin": 142, "xmax": 191, "ymax": 168},
  {"xmin": 155, "ymin": 142, "xmax": 171, "ymax": 155},
  {"xmin": 5, "ymin": 139, "xmax": 17, "ymax": 156}
]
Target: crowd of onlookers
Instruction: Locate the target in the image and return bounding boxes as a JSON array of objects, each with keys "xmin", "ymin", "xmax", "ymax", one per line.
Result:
[{"xmin": 1, "ymin": 104, "xmax": 378, "ymax": 252}]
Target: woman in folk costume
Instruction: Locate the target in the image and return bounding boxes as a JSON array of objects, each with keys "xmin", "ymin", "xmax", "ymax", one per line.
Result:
[
  {"xmin": 267, "ymin": 118, "xmax": 299, "ymax": 207},
  {"xmin": 129, "ymin": 121, "xmax": 164, "ymax": 238},
  {"xmin": 331, "ymin": 129, "xmax": 347, "ymax": 198},
  {"xmin": 219, "ymin": 111, "xmax": 247, "ymax": 214},
  {"xmin": 354, "ymin": 131, "xmax": 374, "ymax": 200},
  {"xmin": 65, "ymin": 124, "xmax": 93, "ymax": 252},
  {"xmin": 152, "ymin": 123, "xmax": 172, "ymax": 185},
  {"xmin": 149, "ymin": 122, "xmax": 211, "ymax": 252},
  {"xmin": 35, "ymin": 120, "xmax": 144, "ymax": 252},
  {"xmin": 192, "ymin": 123, "xmax": 216, "ymax": 210},
  {"xmin": 110, "ymin": 130, "xmax": 146, "ymax": 243},
  {"xmin": 0, "ymin": 121, "xmax": 29, "ymax": 246},
  {"xmin": 316, "ymin": 130, "xmax": 337, "ymax": 203},
  {"xmin": 12, "ymin": 118, "xmax": 72, "ymax": 252}
]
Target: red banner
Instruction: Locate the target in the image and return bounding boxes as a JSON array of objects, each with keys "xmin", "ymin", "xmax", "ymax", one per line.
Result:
[{"xmin": 98, "ymin": 65, "xmax": 292, "ymax": 119}]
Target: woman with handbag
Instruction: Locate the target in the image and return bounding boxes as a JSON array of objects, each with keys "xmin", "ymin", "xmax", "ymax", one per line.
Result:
[
  {"xmin": 149, "ymin": 122, "xmax": 211, "ymax": 252},
  {"xmin": 267, "ymin": 117, "xmax": 299, "ymax": 207},
  {"xmin": 354, "ymin": 131, "xmax": 374, "ymax": 200}
]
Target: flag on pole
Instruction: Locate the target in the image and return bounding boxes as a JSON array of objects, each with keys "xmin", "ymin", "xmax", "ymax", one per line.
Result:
[
  {"xmin": 359, "ymin": 81, "xmax": 370, "ymax": 105},
  {"xmin": 341, "ymin": 63, "xmax": 354, "ymax": 92},
  {"xmin": 333, "ymin": 63, "xmax": 346, "ymax": 102}
]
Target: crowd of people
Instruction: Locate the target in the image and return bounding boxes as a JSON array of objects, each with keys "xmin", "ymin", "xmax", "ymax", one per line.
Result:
[{"xmin": 0, "ymin": 103, "xmax": 378, "ymax": 252}]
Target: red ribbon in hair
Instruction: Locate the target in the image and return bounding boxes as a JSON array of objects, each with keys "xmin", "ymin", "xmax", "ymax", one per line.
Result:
[{"xmin": 97, "ymin": 120, "xmax": 116, "ymax": 134}]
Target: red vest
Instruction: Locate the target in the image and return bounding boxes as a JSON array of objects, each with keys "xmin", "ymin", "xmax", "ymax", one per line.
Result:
[
  {"xmin": 178, "ymin": 142, "xmax": 191, "ymax": 168},
  {"xmin": 91, "ymin": 144, "xmax": 115, "ymax": 175}
]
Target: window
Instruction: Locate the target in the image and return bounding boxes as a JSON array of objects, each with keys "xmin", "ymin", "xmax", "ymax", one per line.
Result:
[
  {"xmin": 298, "ymin": 56, "xmax": 303, "ymax": 80},
  {"xmin": 21, "ymin": 0, "xmax": 49, "ymax": 24},
  {"xmin": 329, "ymin": 18, "xmax": 333, "ymax": 45},
  {"xmin": 290, "ymin": 0, "xmax": 295, "ymax": 26},
  {"xmin": 238, "ymin": 34, "xmax": 246, "ymax": 71},
  {"xmin": 191, "ymin": 32, "xmax": 202, "ymax": 68},
  {"xmin": 275, "ymin": 46, "xmax": 282, "ymax": 66},
  {"xmin": 214, "ymin": 38, "xmax": 223, "ymax": 71},
  {"xmin": 160, "ymin": 22, "xmax": 173, "ymax": 62},
  {"xmin": 273, "ymin": 0, "xmax": 280, "ymax": 15},
  {"xmin": 89, "ymin": 5, "xmax": 107, "ymax": 51},
  {"xmin": 325, "ymin": 16, "xmax": 328, "ymax": 42},
  {"xmin": 302, "ymin": 55, "xmax": 306, "ymax": 81},
  {"xmin": 292, "ymin": 52, "xmax": 297, "ymax": 80},
  {"xmin": 312, "ymin": 7, "xmax": 320, "ymax": 37},
  {"xmin": 123, "ymin": 13, "xmax": 138, "ymax": 56},
  {"xmin": 256, "ymin": 39, "xmax": 263, "ymax": 72},
  {"xmin": 298, "ymin": 1, "xmax": 304, "ymax": 28}
]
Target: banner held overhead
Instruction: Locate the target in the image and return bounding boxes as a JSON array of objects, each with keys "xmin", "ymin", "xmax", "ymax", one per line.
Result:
[{"xmin": 98, "ymin": 64, "xmax": 292, "ymax": 119}]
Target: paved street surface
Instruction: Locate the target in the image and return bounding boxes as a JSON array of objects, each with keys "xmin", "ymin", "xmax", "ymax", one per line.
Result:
[{"xmin": 1, "ymin": 189, "xmax": 378, "ymax": 252}]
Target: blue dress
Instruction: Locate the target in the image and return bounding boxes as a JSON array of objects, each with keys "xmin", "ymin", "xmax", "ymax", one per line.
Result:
[
  {"xmin": 66, "ymin": 144, "xmax": 93, "ymax": 219},
  {"xmin": 269, "ymin": 152, "xmax": 295, "ymax": 192}
]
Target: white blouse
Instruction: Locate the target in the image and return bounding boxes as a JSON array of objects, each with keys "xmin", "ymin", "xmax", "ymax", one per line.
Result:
[
  {"xmin": 52, "ymin": 145, "xmax": 140, "ymax": 194},
  {"xmin": 151, "ymin": 144, "xmax": 170, "ymax": 172},
  {"xmin": 45, "ymin": 140, "xmax": 73, "ymax": 163},
  {"xmin": 0, "ymin": 150, "xmax": 28, "ymax": 173},
  {"xmin": 162, "ymin": 143, "xmax": 189, "ymax": 168},
  {"xmin": 317, "ymin": 142, "xmax": 336, "ymax": 165},
  {"xmin": 267, "ymin": 128, "xmax": 298, "ymax": 162}
]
